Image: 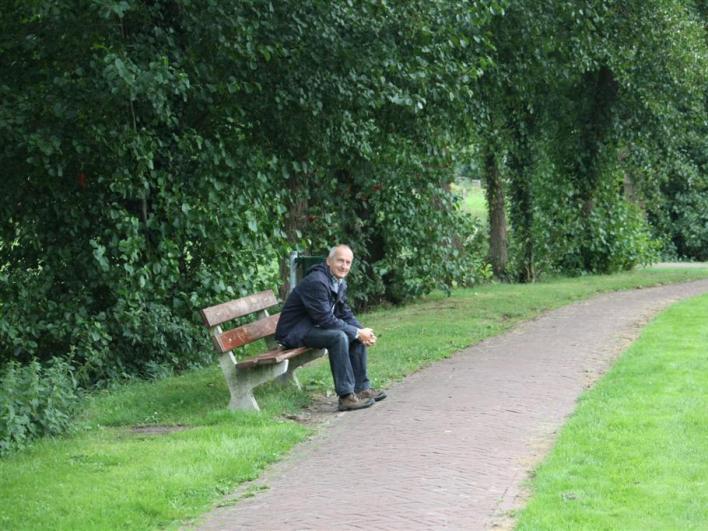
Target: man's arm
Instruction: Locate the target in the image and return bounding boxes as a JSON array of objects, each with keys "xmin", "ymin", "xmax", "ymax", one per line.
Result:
[
  {"xmin": 339, "ymin": 290, "xmax": 376, "ymax": 346},
  {"xmin": 300, "ymin": 281, "xmax": 359, "ymax": 339},
  {"xmin": 338, "ymin": 298, "xmax": 362, "ymax": 329}
]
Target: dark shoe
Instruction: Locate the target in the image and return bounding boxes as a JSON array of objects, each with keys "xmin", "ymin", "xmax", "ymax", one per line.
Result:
[
  {"xmin": 338, "ymin": 393, "xmax": 374, "ymax": 411},
  {"xmin": 356, "ymin": 388, "xmax": 387, "ymax": 402}
]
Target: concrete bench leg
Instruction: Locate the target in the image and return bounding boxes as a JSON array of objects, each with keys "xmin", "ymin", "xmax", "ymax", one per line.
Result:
[
  {"xmin": 219, "ymin": 353, "xmax": 289, "ymax": 411},
  {"xmin": 276, "ymin": 348, "xmax": 327, "ymax": 390}
]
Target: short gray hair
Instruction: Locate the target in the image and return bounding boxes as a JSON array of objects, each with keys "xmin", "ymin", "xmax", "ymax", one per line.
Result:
[{"xmin": 328, "ymin": 244, "xmax": 353, "ymax": 258}]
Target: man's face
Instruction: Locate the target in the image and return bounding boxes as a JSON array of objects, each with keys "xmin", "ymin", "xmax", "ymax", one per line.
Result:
[{"xmin": 327, "ymin": 246, "xmax": 354, "ymax": 280}]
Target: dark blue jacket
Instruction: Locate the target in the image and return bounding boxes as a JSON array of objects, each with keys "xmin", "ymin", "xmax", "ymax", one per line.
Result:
[{"xmin": 275, "ymin": 263, "xmax": 361, "ymax": 348}]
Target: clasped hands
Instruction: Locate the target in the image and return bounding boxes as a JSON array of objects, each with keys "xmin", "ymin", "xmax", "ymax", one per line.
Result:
[{"xmin": 357, "ymin": 327, "xmax": 377, "ymax": 347}]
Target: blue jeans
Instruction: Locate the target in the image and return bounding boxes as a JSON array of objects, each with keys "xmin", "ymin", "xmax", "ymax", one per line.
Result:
[{"xmin": 303, "ymin": 327, "xmax": 370, "ymax": 397}]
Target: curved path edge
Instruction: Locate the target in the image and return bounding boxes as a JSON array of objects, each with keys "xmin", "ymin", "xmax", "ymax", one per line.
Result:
[{"xmin": 195, "ymin": 279, "xmax": 708, "ymax": 530}]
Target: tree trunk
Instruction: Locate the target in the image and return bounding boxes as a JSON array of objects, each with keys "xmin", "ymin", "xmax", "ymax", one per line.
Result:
[
  {"xmin": 484, "ymin": 147, "xmax": 508, "ymax": 277},
  {"xmin": 574, "ymin": 66, "xmax": 619, "ymax": 270},
  {"xmin": 279, "ymin": 175, "xmax": 308, "ymax": 299},
  {"xmin": 508, "ymin": 117, "xmax": 535, "ymax": 283}
]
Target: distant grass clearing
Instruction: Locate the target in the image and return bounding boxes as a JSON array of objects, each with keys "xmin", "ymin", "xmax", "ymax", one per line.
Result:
[{"xmin": 451, "ymin": 179, "xmax": 487, "ymax": 222}]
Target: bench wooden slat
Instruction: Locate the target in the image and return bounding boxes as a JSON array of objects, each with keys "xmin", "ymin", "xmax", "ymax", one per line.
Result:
[
  {"xmin": 201, "ymin": 290, "xmax": 278, "ymax": 327},
  {"xmin": 201, "ymin": 288, "xmax": 326, "ymax": 411},
  {"xmin": 235, "ymin": 347, "xmax": 311, "ymax": 369},
  {"xmin": 214, "ymin": 313, "xmax": 280, "ymax": 353}
]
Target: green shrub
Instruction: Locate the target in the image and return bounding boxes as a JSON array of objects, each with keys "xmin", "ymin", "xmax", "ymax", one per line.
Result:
[
  {"xmin": 0, "ymin": 1, "xmax": 489, "ymax": 386},
  {"xmin": 0, "ymin": 358, "xmax": 80, "ymax": 456},
  {"xmin": 527, "ymin": 161, "xmax": 660, "ymax": 277}
]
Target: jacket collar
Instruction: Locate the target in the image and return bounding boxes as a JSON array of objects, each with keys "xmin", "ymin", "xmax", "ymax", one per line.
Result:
[{"xmin": 325, "ymin": 266, "xmax": 346, "ymax": 298}]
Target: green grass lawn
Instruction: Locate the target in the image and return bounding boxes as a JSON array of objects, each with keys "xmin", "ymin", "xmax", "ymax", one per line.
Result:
[
  {"xmin": 451, "ymin": 179, "xmax": 487, "ymax": 221},
  {"xmin": 0, "ymin": 267, "xmax": 707, "ymax": 529},
  {"xmin": 516, "ymin": 291, "xmax": 708, "ymax": 530}
]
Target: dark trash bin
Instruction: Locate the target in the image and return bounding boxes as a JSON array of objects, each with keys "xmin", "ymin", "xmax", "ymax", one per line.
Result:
[{"xmin": 288, "ymin": 251, "xmax": 325, "ymax": 292}]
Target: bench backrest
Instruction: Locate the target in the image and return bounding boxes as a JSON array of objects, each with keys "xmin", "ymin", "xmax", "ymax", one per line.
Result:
[{"xmin": 200, "ymin": 290, "xmax": 280, "ymax": 353}]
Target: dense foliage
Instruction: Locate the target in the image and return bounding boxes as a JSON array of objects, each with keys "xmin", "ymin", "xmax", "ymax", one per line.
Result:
[
  {"xmin": 475, "ymin": 0, "xmax": 706, "ymax": 279},
  {"xmin": 0, "ymin": 359, "xmax": 79, "ymax": 455},
  {"xmin": 0, "ymin": 0, "xmax": 705, "ymax": 417},
  {"xmin": 0, "ymin": 0, "xmax": 495, "ymax": 388}
]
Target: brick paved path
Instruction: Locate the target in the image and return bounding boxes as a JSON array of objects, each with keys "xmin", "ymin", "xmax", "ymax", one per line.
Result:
[{"xmin": 196, "ymin": 280, "xmax": 708, "ymax": 530}]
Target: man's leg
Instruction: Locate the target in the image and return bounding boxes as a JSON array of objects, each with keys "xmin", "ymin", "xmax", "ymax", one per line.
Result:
[
  {"xmin": 351, "ymin": 340, "xmax": 386, "ymax": 402},
  {"xmin": 349, "ymin": 340, "xmax": 370, "ymax": 393},
  {"xmin": 303, "ymin": 328, "xmax": 354, "ymax": 397}
]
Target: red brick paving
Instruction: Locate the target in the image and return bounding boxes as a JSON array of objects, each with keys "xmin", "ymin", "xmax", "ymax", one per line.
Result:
[{"xmin": 194, "ymin": 280, "xmax": 708, "ymax": 530}]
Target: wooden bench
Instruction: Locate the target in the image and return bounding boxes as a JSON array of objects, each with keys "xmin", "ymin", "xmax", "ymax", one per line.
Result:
[{"xmin": 200, "ymin": 289, "xmax": 326, "ymax": 411}]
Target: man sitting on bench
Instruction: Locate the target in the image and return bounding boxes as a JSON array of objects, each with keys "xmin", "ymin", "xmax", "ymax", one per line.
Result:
[{"xmin": 275, "ymin": 244, "xmax": 387, "ymax": 411}]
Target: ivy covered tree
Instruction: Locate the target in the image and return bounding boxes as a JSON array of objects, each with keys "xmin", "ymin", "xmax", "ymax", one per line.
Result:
[{"xmin": 472, "ymin": 0, "xmax": 706, "ymax": 279}]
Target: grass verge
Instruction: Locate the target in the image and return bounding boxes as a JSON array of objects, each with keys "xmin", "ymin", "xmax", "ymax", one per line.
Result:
[
  {"xmin": 0, "ymin": 266, "xmax": 706, "ymax": 529},
  {"xmin": 515, "ymin": 291, "xmax": 708, "ymax": 530}
]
